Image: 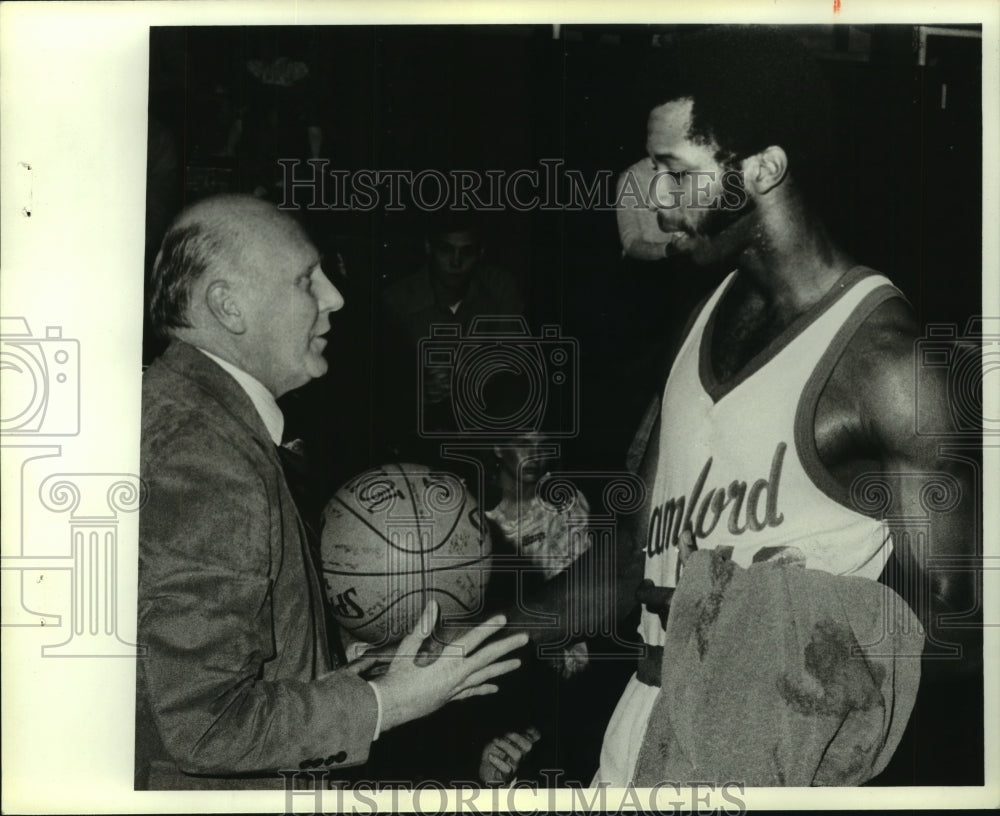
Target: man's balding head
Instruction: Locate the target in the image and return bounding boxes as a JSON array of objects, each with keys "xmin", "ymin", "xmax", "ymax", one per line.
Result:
[
  {"xmin": 147, "ymin": 194, "xmax": 345, "ymax": 396},
  {"xmin": 149, "ymin": 195, "xmax": 298, "ymax": 336}
]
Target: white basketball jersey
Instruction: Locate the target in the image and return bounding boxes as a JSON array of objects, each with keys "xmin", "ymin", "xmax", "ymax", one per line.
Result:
[
  {"xmin": 594, "ymin": 266, "xmax": 904, "ymax": 787},
  {"xmin": 639, "ymin": 266, "xmax": 900, "ymax": 649}
]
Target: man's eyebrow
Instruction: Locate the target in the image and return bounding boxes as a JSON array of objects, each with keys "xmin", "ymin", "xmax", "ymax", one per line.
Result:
[{"xmin": 650, "ymin": 152, "xmax": 682, "ymax": 164}]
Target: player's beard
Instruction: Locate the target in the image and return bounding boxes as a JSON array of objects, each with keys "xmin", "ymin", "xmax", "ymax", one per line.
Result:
[{"xmin": 677, "ymin": 172, "xmax": 757, "ymax": 266}]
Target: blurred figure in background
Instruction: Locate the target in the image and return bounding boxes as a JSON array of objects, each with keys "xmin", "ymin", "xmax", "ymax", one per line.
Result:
[{"xmin": 380, "ymin": 212, "xmax": 525, "ymax": 461}]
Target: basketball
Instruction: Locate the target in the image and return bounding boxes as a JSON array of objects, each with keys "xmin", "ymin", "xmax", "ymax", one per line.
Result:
[{"xmin": 320, "ymin": 463, "xmax": 493, "ymax": 644}]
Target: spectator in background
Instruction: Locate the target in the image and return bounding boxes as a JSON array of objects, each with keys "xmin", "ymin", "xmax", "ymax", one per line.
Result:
[
  {"xmin": 380, "ymin": 212, "xmax": 525, "ymax": 458},
  {"xmin": 485, "ymin": 430, "xmax": 593, "ymax": 677},
  {"xmin": 479, "ymin": 429, "xmax": 593, "ymax": 785}
]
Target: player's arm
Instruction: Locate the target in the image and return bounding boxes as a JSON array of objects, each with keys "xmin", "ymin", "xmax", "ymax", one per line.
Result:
[
  {"xmin": 496, "ymin": 414, "xmax": 659, "ymax": 646},
  {"xmin": 498, "ymin": 524, "xmax": 642, "ymax": 646},
  {"xmin": 501, "ymin": 292, "xmax": 712, "ymax": 645},
  {"xmin": 859, "ymin": 305, "xmax": 980, "ymax": 679},
  {"xmin": 504, "ymin": 289, "xmax": 714, "ymax": 645}
]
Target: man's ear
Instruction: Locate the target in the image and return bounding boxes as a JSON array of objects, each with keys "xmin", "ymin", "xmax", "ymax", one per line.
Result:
[
  {"xmin": 743, "ymin": 145, "xmax": 788, "ymax": 196},
  {"xmin": 205, "ymin": 279, "xmax": 247, "ymax": 334}
]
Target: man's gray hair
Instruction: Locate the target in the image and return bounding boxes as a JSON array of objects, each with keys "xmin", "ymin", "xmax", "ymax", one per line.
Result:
[{"xmin": 148, "ymin": 221, "xmax": 224, "ymax": 337}]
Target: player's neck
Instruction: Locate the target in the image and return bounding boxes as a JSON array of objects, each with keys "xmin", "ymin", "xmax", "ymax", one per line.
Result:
[{"xmin": 737, "ymin": 205, "xmax": 854, "ymax": 314}]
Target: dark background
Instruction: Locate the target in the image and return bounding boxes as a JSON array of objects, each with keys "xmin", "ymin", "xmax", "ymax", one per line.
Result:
[
  {"xmin": 146, "ymin": 23, "xmax": 983, "ymax": 482},
  {"xmin": 145, "ymin": 24, "xmax": 984, "ymax": 786}
]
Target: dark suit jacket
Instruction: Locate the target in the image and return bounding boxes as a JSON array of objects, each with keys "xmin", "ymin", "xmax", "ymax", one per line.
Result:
[{"xmin": 136, "ymin": 341, "xmax": 377, "ymax": 789}]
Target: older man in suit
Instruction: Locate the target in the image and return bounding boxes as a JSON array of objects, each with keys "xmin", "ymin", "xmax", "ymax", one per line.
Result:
[{"xmin": 136, "ymin": 195, "xmax": 526, "ymax": 789}]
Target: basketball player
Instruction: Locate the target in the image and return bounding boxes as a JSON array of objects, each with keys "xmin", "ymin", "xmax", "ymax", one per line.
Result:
[
  {"xmin": 137, "ymin": 194, "xmax": 528, "ymax": 789},
  {"xmin": 600, "ymin": 24, "xmax": 981, "ymax": 786},
  {"xmin": 510, "ymin": 26, "xmax": 978, "ymax": 786}
]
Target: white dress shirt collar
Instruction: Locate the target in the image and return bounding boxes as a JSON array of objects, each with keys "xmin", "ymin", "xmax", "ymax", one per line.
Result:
[{"xmin": 195, "ymin": 348, "xmax": 284, "ymax": 445}]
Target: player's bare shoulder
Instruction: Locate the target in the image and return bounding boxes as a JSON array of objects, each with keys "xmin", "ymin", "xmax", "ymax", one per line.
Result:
[
  {"xmin": 841, "ymin": 293, "xmax": 918, "ymax": 386},
  {"xmin": 831, "ymin": 291, "xmax": 950, "ymax": 459}
]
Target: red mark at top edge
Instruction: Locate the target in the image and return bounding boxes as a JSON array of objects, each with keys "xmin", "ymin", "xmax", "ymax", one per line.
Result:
[{"xmin": 833, "ymin": 0, "xmax": 842, "ymax": 12}]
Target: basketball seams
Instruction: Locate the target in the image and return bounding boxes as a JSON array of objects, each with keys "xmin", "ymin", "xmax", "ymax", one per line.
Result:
[
  {"xmin": 323, "ymin": 464, "xmax": 489, "ymax": 643},
  {"xmin": 338, "ymin": 585, "xmax": 479, "ymax": 633},
  {"xmin": 393, "ymin": 463, "xmax": 427, "ymax": 603},
  {"xmin": 322, "ymin": 554, "xmax": 491, "ymax": 577},
  {"xmin": 330, "ymin": 493, "xmax": 418, "ymax": 554}
]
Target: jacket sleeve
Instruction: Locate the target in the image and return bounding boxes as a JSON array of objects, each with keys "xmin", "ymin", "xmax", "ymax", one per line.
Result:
[{"xmin": 138, "ymin": 420, "xmax": 378, "ymax": 776}]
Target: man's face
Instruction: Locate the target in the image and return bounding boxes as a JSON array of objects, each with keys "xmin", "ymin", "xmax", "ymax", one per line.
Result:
[
  {"xmin": 238, "ymin": 216, "xmax": 344, "ymax": 396},
  {"xmin": 646, "ymin": 98, "xmax": 756, "ymax": 266},
  {"xmin": 496, "ymin": 433, "xmax": 558, "ymax": 485},
  {"xmin": 427, "ymin": 229, "xmax": 482, "ymax": 286}
]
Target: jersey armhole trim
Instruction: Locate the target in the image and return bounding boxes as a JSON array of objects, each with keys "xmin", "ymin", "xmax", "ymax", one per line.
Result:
[{"xmin": 793, "ymin": 285, "xmax": 904, "ymax": 515}]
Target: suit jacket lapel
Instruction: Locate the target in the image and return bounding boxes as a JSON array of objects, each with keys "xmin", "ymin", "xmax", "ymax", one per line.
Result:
[{"xmin": 159, "ymin": 341, "xmax": 277, "ymax": 455}]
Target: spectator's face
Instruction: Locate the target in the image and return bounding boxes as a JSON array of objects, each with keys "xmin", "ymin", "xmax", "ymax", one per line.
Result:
[
  {"xmin": 427, "ymin": 229, "xmax": 482, "ymax": 286},
  {"xmin": 239, "ymin": 216, "xmax": 344, "ymax": 396},
  {"xmin": 496, "ymin": 433, "xmax": 558, "ymax": 484},
  {"xmin": 646, "ymin": 97, "xmax": 755, "ymax": 265}
]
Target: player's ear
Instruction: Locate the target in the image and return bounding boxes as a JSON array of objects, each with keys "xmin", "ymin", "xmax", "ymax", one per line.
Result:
[
  {"xmin": 205, "ymin": 279, "xmax": 247, "ymax": 334},
  {"xmin": 743, "ymin": 145, "xmax": 788, "ymax": 195},
  {"xmin": 493, "ymin": 445, "xmax": 503, "ymax": 460}
]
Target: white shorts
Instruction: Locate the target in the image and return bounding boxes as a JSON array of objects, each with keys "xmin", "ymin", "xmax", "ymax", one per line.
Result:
[{"xmin": 591, "ymin": 673, "xmax": 660, "ymax": 787}]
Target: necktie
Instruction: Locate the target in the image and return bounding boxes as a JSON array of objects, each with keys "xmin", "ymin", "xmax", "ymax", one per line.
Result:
[
  {"xmin": 275, "ymin": 440, "xmax": 347, "ymax": 667},
  {"xmin": 276, "ymin": 440, "xmax": 320, "ymax": 549}
]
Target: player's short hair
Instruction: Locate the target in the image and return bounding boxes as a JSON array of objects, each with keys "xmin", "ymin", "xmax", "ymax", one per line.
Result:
[
  {"xmin": 645, "ymin": 25, "xmax": 835, "ymax": 205},
  {"xmin": 148, "ymin": 221, "xmax": 223, "ymax": 337}
]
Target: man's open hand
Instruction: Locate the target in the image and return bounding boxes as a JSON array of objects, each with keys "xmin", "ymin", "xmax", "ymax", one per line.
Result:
[{"xmin": 372, "ymin": 600, "xmax": 528, "ymax": 732}]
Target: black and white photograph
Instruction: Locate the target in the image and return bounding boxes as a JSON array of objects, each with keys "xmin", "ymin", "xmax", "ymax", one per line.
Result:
[{"xmin": 1, "ymin": 2, "xmax": 998, "ymax": 813}]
